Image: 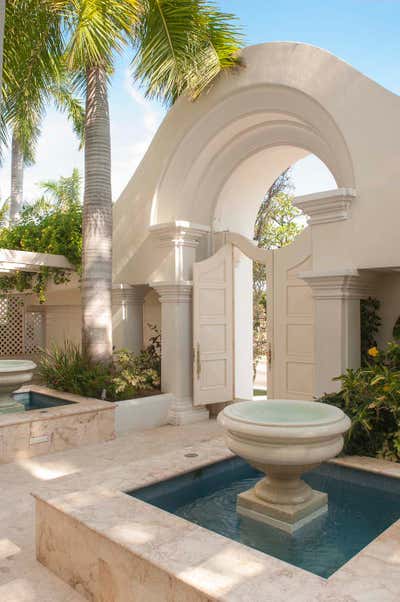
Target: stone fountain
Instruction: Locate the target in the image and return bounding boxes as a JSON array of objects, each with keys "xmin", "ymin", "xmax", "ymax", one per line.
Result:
[
  {"xmin": 0, "ymin": 360, "xmax": 37, "ymax": 414},
  {"xmin": 218, "ymin": 399, "xmax": 351, "ymax": 533}
]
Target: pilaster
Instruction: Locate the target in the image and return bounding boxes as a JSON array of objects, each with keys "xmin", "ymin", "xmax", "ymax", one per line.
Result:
[
  {"xmin": 112, "ymin": 284, "xmax": 148, "ymax": 353},
  {"xmin": 153, "ymin": 281, "xmax": 209, "ymax": 425},
  {"xmin": 149, "ymin": 221, "xmax": 210, "ymax": 282},
  {"xmin": 299, "ymin": 270, "xmax": 372, "ymax": 397}
]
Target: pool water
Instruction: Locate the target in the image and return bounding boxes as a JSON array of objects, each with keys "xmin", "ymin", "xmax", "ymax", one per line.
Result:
[
  {"xmin": 12, "ymin": 391, "xmax": 75, "ymax": 412},
  {"xmin": 129, "ymin": 458, "xmax": 400, "ymax": 578}
]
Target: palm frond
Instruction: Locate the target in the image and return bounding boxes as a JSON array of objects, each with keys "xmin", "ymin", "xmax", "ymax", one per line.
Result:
[
  {"xmin": 49, "ymin": 70, "xmax": 85, "ymax": 146},
  {"xmin": 2, "ymin": 0, "xmax": 64, "ymax": 162},
  {"xmin": 132, "ymin": 0, "xmax": 243, "ymax": 105},
  {"xmin": 62, "ymin": 0, "xmax": 140, "ymax": 71}
]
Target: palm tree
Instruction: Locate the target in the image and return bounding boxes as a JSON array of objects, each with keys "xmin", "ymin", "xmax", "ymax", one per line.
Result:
[
  {"xmin": 0, "ymin": 0, "xmax": 5, "ymax": 92},
  {"xmin": 58, "ymin": 0, "xmax": 242, "ymax": 364},
  {"xmin": 2, "ymin": 1, "xmax": 84, "ymax": 222},
  {"xmin": 41, "ymin": 167, "xmax": 82, "ymax": 209},
  {"xmin": 6, "ymin": 77, "xmax": 84, "ymax": 223}
]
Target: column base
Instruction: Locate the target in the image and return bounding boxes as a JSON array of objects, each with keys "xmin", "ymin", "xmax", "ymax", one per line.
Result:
[
  {"xmin": 168, "ymin": 398, "xmax": 209, "ymax": 426},
  {"xmin": 237, "ymin": 487, "xmax": 328, "ymax": 534}
]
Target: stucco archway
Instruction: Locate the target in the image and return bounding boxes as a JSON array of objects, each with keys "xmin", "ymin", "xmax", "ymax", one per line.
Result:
[
  {"xmin": 151, "ymin": 85, "xmax": 353, "ymax": 234},
  {"xmin": 113, "ymin": 41, "xmax": 400, "ymax": 424}
]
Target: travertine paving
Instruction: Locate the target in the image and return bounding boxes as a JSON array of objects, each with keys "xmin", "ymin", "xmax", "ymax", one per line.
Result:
[
  {"xmin": 0, "ymin": 420, "xmax": 222, "ymax": 601},
  {"xmin": 2, "ymin": 419, "xmax": 400, "ymax": 601}
]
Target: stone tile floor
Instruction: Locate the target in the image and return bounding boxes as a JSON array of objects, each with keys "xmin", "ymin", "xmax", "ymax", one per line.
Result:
[{"xmin": 0, "ymin": 420, "xmax": 222, "ymax": 601}]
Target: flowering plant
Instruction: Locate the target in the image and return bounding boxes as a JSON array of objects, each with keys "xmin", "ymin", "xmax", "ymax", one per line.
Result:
[{"xmin": 320, "ymin": 341, "xmax": 400, "ymax": 461}]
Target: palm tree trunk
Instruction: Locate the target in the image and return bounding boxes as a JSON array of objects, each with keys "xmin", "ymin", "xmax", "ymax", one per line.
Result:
[
  {"xmin": 10, "ymin": 131, "xmax": 24, "ymax": 222},
  {"xmin": 81, "ymin": 65, "xmax": 113, "ymax": 364}
]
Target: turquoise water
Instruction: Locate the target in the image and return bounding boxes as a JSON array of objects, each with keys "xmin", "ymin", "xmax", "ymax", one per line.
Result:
[
  {"xmin": 12, "ymin": 391, "xmax": 75, "ymax": 411},
  {"xmin": 224, "ymin": 399, "xmax": 342, "ymax": 424},
  {"xmin": 130, "ymin": 458, "xmax": 400, "ymax": 578}
]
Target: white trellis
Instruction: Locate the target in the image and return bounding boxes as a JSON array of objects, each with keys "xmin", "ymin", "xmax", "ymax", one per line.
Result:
[
  {"xmin": 0, "ymin": 295, "xmax": 44, "ymax": 357},
  {"xmin": 0, "ymin": 249, "xmax": 73, "ymax": 357}
]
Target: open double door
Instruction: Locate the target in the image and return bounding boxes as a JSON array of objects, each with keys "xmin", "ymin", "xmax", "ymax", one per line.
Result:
[{"xmin": 192, "ymin": 231, "xmax": 314, "ymax": 406}]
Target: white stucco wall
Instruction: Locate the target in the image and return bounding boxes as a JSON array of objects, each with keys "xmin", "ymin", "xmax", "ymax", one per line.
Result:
[
  {"xmin": 113, "ymin": 42, "xmax": 400, "ymax": 288},
  {"xmin": 28, "ymin": 278, "xmax": 82, "ymax": 349},
  {"xmin": 143, "ymin": 289, "xmax": 161, "ymax": 346}
]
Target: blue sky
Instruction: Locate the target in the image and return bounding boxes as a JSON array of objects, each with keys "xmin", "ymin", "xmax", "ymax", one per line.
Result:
[{"xmin": 1, "ymin": 0, "xmax": 399, "ymax": 202}]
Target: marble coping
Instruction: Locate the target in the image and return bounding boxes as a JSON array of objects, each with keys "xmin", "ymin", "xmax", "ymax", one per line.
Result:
[
  {"xmin": 0, "ymin": 384, "xmax": 114, "ymax": 428},
  {"xmin": 34, "ymin": 442, "xmax": 400, "ymax": 602},
  {"xmin": 0, "ymin": 385, "xmax": 115, "ymax": 463}
]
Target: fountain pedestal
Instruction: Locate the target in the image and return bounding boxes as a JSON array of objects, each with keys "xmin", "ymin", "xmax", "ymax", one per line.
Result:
[
  {"xmin": 218, "ymin": 400, "xmax": 350, "ymax": 533},
  {"xmin": 0, "ymin": 360, "xmax": 37, "ymax": 414},
  {"xmin": 238, "ymin": 488, "xmax": 327, "ymax": 533}
]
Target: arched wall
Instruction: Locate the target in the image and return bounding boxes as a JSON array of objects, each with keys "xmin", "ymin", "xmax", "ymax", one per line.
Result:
[
  {"xmin": 111, "ymin": 41, "xmax": 400, "ymax": 416},
  {"xmin": 213, "ymin": 145, "xmax": 309, "ymax": 237},
  {"xmin": 113, "ymin": 41, "xmax": 400, "ymax": 285},
  {"xmin": 153, "ymin": 87, "xmax": 352, "ymax": 230}
]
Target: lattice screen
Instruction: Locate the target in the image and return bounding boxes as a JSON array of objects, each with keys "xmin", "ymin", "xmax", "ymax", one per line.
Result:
[
  {"xmin": 0, "ymin": 296, "xmax": 25, "ymax": 355},
  {"xmin": 25, "ymin": 311, "xmax": 44, "ymax": 353},
  {"xmin": 0, "ymin": 296, "xmax": 44, "ymax": 356}
]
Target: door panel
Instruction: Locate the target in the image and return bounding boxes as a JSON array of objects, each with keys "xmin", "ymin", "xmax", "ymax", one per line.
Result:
[
  {"xmin": 193, "ymin": 245, "xmax": 233, "ymax": 405},
  {"xmin": 273, "ymin": 229, "xmax": 315, "ymax": 400}
]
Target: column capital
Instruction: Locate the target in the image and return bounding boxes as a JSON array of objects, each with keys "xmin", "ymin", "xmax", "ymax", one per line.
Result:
[
  {"xmin": 294, "ymin": 188, "xmax": 356, "ymax": 226},
  {"xmin": 112, "ymin": 284, "xmax": 148, "ymax": 304},
  {"xmin": 149, "ymin": 221, "xmax": 210, "ymax": 248},
  {"xmin": 151, "ymin": 281, "xmax": 192, "ymax": 303},
  {"xmin": 298, "ymin": 269, "xmax": 372, "ymax": 300}
]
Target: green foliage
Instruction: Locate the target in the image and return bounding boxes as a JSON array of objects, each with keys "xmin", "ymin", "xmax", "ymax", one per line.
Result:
[
  {"xmin": 360, "ymin": 297, "xmax": 381, "ymax": 366},
  {"xmin": 0, "ymin": 170, "xmax": 82, "ymax": 301},
  {"xmin": 2, "ymin": 1, "xmax": 84, "ymax": 165},
  {"xmin": 112, "ymin": 326, "xmax": 161, "ymax": 397},
  {"xmin": 132, "ymin": 0, "xmax": 243, "ymax": 105},
  {"xmin": 255, "ymin": 191, "xmax": 305, "ymax": 250},
  {"xmin": 252, "ymin": 170, "xmax": 304, "ymax": 375},
  {"xmin": 38, "ymin": 327, "xmax": 161, "ymax": 401},
  {"xmin": 320, "ymin": 342, "xmax": 400, "ymax": 462},
  {"xmin": 38, "ymin": 340, "xmax": 111, "ymax": 398},
  {"xmin": 0, "ymin": 201, "xmax": 9, "ymax": 227},
  {"xmin": 393, "ymin": 316, "xmax": 400, "ymax": 342}
]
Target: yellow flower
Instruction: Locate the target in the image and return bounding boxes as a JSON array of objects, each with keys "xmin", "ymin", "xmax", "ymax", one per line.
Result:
[
  {"xmin": 368, "ymin": 346, "xmax": 379, "ymax": 358},
  {"xmin": 383, "ymin": 385, "xmax": 390, "ymax": 392}
]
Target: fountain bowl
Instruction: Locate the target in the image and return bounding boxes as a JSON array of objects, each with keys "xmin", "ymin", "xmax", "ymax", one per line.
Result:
[
  {"xmin": 218, "ymin": 399, "xmax": 351, "ymax": 532},
  {"xmin": 0, "ymin": 360, "xmax": 37, "ymax": 413}
]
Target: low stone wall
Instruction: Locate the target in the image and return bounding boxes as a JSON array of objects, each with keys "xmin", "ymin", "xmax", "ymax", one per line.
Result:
[
  {"xmin": 115, "ymin": 393, "xmax": 172, "ymax": 434},
  {"xmin": 34, "ymin": 450, "xmax": 400, "ymax": 602},
  {"xmin": 0, "ymin": 386, "xmax": 115, "ymax": 463}
]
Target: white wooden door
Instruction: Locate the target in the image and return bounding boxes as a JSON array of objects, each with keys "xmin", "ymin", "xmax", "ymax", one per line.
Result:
[
  {"xmin": 193, "ymin": 245, "xmax": 234, "ymax": 405},
  {"xmin": 272, "ymin": 229, "xmax": 315, "ymax": 400}
]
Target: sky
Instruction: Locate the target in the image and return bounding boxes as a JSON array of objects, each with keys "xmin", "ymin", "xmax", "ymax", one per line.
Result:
[{"xmin": 1, "ymin": 0, "xmax": 399, "ymax": 203}]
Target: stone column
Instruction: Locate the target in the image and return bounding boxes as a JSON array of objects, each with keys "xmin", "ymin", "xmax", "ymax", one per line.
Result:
[
  {"xmin": 299, "ymin": 270, "xmax": 372, "ymax": 397},
  {"xmin": 153, "ymin": 283, "xmax": 208, "ymax": 425},
  {"xmin": 150, "ymin": 221, "xmax": 210, "ymax": 425},
  {"xmin": 112, "ymin": 284, "xmax": 148, "ymax": 354}
]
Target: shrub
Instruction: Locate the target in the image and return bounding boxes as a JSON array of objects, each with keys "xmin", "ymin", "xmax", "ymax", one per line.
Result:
[
  {"xmin": 38, "ymin": 328, "xmax": 161, "ymax": 401},
  {"xmin": 360, "ymin": 297, "xmax": 381, "ymax": 366},
  {"xmin": 38, "ymin": 341, "xmax": 110, "ymax": 399},
  {"xmin": 320, "ymin": 342, "xmax": 400, "ymax": 461},
  {"xmin": 112, "ymin": 326, "xmax": 161, "ymax": 398}
]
